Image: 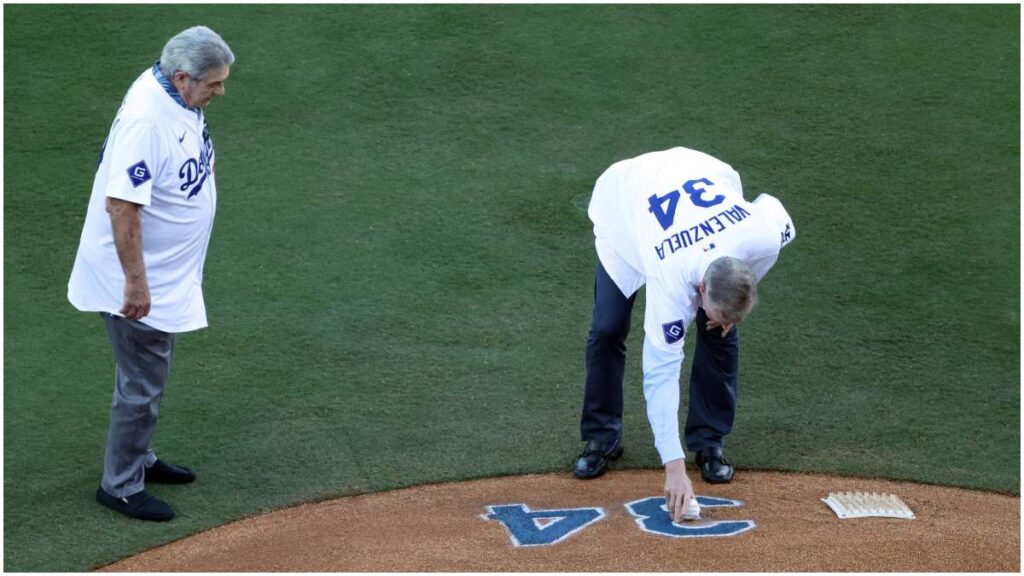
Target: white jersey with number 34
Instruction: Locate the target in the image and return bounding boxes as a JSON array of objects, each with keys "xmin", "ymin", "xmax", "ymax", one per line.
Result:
[
  {"xmin": 588, "ymin": 146, "xmax": 796, "ymax": 464},
  {"xmin": 588, "ymin": 146, "xmax": 796, "ymax": 353}
]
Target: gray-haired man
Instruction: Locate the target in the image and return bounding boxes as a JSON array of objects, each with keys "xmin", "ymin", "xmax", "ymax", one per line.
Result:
[
  {"xmin": 68, "ymin": 26, "xmax": 235, "ymax": 521},
  {"xmin": 574, "ymin": 147, "xmax": 796, "ymax": 523}
]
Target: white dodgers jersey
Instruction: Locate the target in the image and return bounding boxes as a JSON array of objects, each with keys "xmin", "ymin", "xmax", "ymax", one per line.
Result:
[
  {"xmin": 589, "ymin": 147, "xmax": 796, "ymax": 353},
  {"xmin": 68, "ymin": 66, "xmax": 218, "ymax": 333}
]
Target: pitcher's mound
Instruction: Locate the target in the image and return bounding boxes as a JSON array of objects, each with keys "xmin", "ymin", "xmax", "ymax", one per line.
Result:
[{"xmin": 101, "ymin": 470, "xmax": 1019, "ymax": 571}]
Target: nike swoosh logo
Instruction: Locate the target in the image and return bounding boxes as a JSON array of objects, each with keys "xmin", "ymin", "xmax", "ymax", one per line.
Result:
[{"xmin": 178, "ymin": 132, "xmax": 186, "ymax": 143}]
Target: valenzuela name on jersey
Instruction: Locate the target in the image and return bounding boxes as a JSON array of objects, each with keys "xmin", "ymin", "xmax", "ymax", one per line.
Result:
[{"xmin": 654, "ymin": 203, "xmax": 752, "ymax": 261}]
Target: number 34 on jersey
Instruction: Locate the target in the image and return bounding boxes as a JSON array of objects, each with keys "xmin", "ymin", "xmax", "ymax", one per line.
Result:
[{"xmin": 647, "ymin": 178, "xmax": 726, "ymax": 231}]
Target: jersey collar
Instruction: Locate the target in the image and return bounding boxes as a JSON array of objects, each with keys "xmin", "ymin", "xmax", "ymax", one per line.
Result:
[{"xmin": 152, "ymin": 61, "xmax": 199, "ymax": 115}]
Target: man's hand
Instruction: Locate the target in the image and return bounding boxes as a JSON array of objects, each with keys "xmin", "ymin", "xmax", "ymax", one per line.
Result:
[
  {"xmin": 106, "ymin": 197, "xmax": 150, "ymax": 320},
  {"xmin": 705, "ymin": 317, "xmax": 734, "ymax": 337},
  {"xmin": 663, "ymin": 458, "xmax": 694, "ymax": 523},
  {"xmin": 121, "ymin": 278, "xmax": 151, "ymax": 320}
]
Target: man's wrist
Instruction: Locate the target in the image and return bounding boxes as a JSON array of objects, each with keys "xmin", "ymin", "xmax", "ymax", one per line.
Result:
[
  {"xmin": 664, "ymin": 458, "xmax": 686, "ymax": 471},
  {"xmin": 124, "ymin": 273, "xmax": 148, "ymax": 286}
]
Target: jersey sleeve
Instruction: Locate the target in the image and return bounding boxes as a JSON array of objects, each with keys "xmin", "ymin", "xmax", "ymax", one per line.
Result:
[
  {"xmin": 101, "ymin": 121, "xmax": 165, "ymax": 206},
  {"xmin": 588, "ymin": 161, "xmax": 628, "ymax": 236},
  {"xmin": 747, "ymin": 252, "xmax": 780, "ymax": 283},
  {"xmin": 745, "ymin": 194, "xmax": 796, "ymax": 280},
  {"xmin": 752, "ymin": 193, "xmax": 796, "ymax": 247},
  {"xmin": 720, "ymin": 163, "xmax": 744, "ymax": 200},
  {"xmin": 643, "ymin": 273, "xmax": 696, "ymax": 354},
  {"xmin": 642, "ymin": 335, "xmax": 686, "ymax": 463},
  {"xmin": 589, "ymin": 160, "xmax": 647, "ymax": 295}
]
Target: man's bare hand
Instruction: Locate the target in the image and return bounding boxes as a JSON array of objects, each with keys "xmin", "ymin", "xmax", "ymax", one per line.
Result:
[
  {"xmin": 664, "ymin": 458, "xmax": 694, "ymax": 523},
  {"xmin": 705, "ymin": 317, "xmax": 735, "ymax": 337},
  {"xmin": 121, "ymin": 279, "xmax": 151, "ymax": 319},
  {"xmin": 106, "ymin": 197, "xmax": 149, "ymax": 319}
]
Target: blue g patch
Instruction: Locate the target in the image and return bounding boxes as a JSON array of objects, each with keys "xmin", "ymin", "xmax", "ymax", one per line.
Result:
[
  {"xmin": 662, "ymin": 320, "xmax": 685, "ymax": 344},
  {"xmin": 126, "ymin": 160, "xmax": 152, "ymax": 188}
]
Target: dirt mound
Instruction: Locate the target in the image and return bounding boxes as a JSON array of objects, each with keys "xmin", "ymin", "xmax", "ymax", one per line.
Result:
[{"xmin": 101, "ymin": 470, "xmax": 1020, "ymax": 571}]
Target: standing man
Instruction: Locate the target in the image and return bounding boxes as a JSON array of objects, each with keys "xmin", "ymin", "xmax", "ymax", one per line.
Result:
[
  {"xmin": 573, "ymin": 147, "xmax": 796, "ymax": 523},
  {"xmin": 68, "ymin": 26, "xmax": 234, "ymax": 522}
]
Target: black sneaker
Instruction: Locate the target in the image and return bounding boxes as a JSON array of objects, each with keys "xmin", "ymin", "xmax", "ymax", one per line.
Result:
[
  {"xmin": 96, "ymin": 487, "xmax": 175, "ymax": 522},
  {"xmin": 145, "ymin": 459, "xmax": 196, "ymax": 484},
  {"xmin": 573, "ymin": 438, "xmax": 623, "ymax": 479},
  {"xmin": 695, "ymin": 446, "xmax": 734, "ymax": 484}
]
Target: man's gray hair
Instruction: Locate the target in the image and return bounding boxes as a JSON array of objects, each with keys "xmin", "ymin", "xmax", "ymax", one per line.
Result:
[
  {"xmin": 159, "ymin": 26, "xmax": 235, "ymax": 80},
  {"xmin": 703, "ymin": 256, "xmax": 758, "ymax": 324}
]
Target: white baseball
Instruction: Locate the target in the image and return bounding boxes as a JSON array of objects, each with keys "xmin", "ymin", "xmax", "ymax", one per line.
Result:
[{"xmin": 682, "ymin": 497, "xmax": 701, "ymax": 521}]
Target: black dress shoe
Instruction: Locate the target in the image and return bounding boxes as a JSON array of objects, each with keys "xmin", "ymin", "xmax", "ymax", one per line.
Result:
[
  {"xmin": 573, "ymin": 438, "xmax": 623, "ymax": 479},
  {"xmin": 695, "ymin": 446, "xmax": 734, "ymax": 484},
  {"xmin": 145, "ymin": 459, "xmax": 196, "ymax": 484},
  {"xmin": 96, "ymin": 487, "xmax": 175, "ymax": 522}
]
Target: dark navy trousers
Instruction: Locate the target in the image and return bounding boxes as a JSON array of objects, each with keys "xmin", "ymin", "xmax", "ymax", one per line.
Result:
[{"xmin": 580, "ymin": 262, "xmax": 740, "ymax": 454}]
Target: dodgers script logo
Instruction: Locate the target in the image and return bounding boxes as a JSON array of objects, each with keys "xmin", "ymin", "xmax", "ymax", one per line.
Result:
[{"xmin": 179, "ymin": 124, "xmax": 214, "ymax": 199}]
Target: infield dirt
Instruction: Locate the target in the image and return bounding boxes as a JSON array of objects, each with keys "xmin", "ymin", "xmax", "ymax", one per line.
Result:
[{"xmin": 101, "ymin": 470, "xmax": 1019, "ymax": 571}]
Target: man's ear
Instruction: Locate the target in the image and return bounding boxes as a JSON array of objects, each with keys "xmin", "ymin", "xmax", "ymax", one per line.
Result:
[{"xmin": 698, "ymin": 280, "xmax": 707, "ymax": 296}]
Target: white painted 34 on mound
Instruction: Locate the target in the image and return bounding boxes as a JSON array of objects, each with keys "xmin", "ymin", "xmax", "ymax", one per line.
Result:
[{"xmin": 482, "ymin": 495, "xmax": 755, "ymax": 547}]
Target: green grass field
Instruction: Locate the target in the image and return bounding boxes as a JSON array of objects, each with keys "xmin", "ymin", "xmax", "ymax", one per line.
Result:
[{"xmin": 4, "ymin": 4, "xmax": 1019, "ymax": 571}]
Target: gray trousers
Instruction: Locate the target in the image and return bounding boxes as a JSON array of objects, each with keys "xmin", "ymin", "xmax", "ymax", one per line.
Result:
[{"xmin": 100, "ymin": 312, "xmax": 176, "ymax": 498}]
